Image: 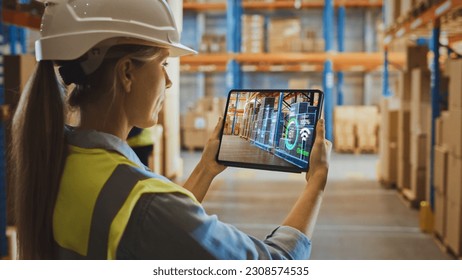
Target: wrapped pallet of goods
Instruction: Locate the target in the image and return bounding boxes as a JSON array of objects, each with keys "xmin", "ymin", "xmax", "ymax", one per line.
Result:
[
  {"xmin": 334, "ymin": 106, "xmax": 356, "ymax": 153},
  {"xmin": 334, "ymin": 106, "xmax": 379, "ymax": 154},
  {"xmin": 356, "ymin": 107, "xmax": 379, "ymax": 154}
]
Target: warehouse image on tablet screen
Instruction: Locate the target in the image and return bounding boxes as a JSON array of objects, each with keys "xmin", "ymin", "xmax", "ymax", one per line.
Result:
[{"xmin": 217, "ymin": 90, "xmax": 323, "ymax": 172}]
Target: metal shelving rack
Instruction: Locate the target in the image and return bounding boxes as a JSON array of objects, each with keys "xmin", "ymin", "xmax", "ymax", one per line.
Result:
[
  {"xmin": 383, "ymin": 0, "xmax": 462, "ymax": 210},
  {"xmin": 0, "ymin": 0, "xmax": 7, "ymax": 259},
  {"xmin": 1, "ymin": 0, "xmax": 31, "ymax": 258},
  {"xmin": 184, "ymin": 0, "xmax": 388, "ymax": 142}
]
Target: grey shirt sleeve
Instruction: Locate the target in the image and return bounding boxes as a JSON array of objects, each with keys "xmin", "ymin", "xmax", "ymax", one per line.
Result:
[{"xmin": 117, "ymin": 192, "xmax": 311, "ymax": 260}]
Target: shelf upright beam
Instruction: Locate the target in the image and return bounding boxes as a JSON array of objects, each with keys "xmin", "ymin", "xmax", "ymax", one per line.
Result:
[
  {"xmin": 196, "ymin": 11, "xmax": 206, "ymax": 98},
  {"xmin": 323, "ymin": 0, "xmax": 335, "ymax": 141},
  {"xmin": 274, "ymin": 91, "xmax": 284, "ymax": 148},
  {"xmin": 336, "ymin": 5, "xmax": 345, "ymax": 106},
  {"xmin": 226, "ymin": 0, "xmax": 242, "ymax": 91},
  {"xmin": 0, "ymin": 0, "xmax": 8, "ymax": 258},
  {"xmin": 429, "ymin": 21, "xmax": 441, "ymax": 211},
  {"xmin": 382, "ymin": 2, "xmax": 390, "ymax": 97},
  {"xmin": 231, "ymin": 92, "xmax": 240, "ymax": 134}
]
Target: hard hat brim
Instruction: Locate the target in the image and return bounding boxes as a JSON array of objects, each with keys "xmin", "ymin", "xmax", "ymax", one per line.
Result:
[{"xmin": 36, "ymin": 33, "xmax": 197, "ymax": 62}]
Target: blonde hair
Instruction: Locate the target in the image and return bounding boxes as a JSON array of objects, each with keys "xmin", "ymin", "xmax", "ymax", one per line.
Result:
[{"xmin": 11, "ymin": 44, "xmax": 165, "ymax": 259}]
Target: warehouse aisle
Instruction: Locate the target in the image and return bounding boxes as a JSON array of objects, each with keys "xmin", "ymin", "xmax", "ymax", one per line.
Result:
[{"xmin": 179, "ymin": 151, "xmax": 451, "ymax": 260}]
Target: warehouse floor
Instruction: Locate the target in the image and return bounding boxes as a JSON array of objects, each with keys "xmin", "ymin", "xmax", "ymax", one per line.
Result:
[{"xmin": 179, "ymin": 151, "xmax": 451, "ymax": 260}]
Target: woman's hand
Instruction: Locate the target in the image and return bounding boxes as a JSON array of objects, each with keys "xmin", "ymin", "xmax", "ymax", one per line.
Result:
[
  {"xmin": 306, "ymin": 119, "xmax": 332, "ymax": 185},
  {"xmin": 199, "ymin": 117, "xmax": 227, "ymax": 177}
]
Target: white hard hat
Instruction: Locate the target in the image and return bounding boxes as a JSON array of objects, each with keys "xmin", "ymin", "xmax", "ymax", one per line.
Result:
[{"xmin": 35, "ymin": 0, "xmax": 197, "ymax": 62}]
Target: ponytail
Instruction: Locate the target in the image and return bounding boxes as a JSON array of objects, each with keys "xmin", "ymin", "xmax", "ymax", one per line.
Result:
[{"xmin": 11, "ymin": 60, "xmax": 67, "ymax": 259}]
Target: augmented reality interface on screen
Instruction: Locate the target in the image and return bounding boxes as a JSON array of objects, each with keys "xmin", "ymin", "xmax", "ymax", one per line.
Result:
[{"xmin": 218, "ymin": 90, "xmax": 322, "ymax": 172}]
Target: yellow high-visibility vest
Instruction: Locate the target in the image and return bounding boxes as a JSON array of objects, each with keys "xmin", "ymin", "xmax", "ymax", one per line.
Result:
[
  {"xmin": 126, "ymin": 128, "xmax": 154, "ymax": 148},
  {"xmin": 53, "ymin": 145, "xmax": 197, "ymax": 259}
]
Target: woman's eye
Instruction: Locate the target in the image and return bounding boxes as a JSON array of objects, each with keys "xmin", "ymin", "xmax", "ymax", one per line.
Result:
[{"xmin": 162, "ymin": 62, "xmax": 169, "ymax": 67}]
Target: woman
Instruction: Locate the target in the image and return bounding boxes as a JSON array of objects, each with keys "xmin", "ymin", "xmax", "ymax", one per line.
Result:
[{"xmin": 11, "ymin": 0, "xmax": 331, "ymax": 260}]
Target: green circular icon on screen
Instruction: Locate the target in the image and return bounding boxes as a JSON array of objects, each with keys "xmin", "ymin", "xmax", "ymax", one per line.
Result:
[{"xmin": 285, "ymin": 118, "xmax": 299, "ymax": 151}]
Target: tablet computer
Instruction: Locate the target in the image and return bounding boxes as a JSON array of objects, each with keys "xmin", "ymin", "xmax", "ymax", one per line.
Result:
[{"xmin": 217, "ymin": 89, "xmax": 324, "ymax": 173}]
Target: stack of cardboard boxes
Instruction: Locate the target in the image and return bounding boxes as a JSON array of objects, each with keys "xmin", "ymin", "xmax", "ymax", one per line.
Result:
[
  {"xmin": 393, "ymin": 45, "xmax": 430, "ymax": 203},
  {"xmin": 433, "ymin": 58, "xmax": 462, "ymax": 257},
  {"xmin": 181, "ymin": 97, "xmax": 226, "ymax": 150},
  {"xmin": 379, "ymin": 98, "xmax": 399, "ymax": 185},
  {"xmin": 200, "ymin": 34, "xmax": 226, "ymax": 54},
  {"xmin": 356, "ymin": 106, "xmax": 380, "ymax": 153},
  {"xmin": 242, "ymin": 15, "xmax": 265, "ymax": 53},
  {"xmin": 268, "ymin": 18, "xmax": 324, "ymax": 53},
  {"xmin": 334, "ymin": 106, "xmax": 356, "ymax": 152},
  {"xmin": 268, "ymin": 18, "xmax": 302, "ymax": 53},
  {"xmin": 334, "ymin": 106, "xmax": 380, "ymax": 154}
]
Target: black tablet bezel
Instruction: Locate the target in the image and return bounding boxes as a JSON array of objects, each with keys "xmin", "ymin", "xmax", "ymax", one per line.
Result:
[{"xmin": 216, "ymin": 89, "xmax": 324, "ymax": 173}]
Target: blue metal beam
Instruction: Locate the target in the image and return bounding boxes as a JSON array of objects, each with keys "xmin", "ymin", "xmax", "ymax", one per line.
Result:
[
  {"xmin": 383, "ymin": 50, "xmax": 390, "ymax": 97},
  {"xmin": 336, "ymin": 6, "xmax": 345, "ymax": 106},
  {"xmin": 323, "ymin": 0, "xmax": 334, "ymax": 52},
  {"xmin": 8, "ymin": 26, "xmax": 18, "ymax": 55},
  {"xmin": 323, "ymin": 0, "xmax": 334, "ymax": 141},
  {"xmin": 382, "ymin": 3, "xmax": 390, "ymax": 98},
  {"xmin": 226, "ymin": 0, "xmax": 242, "ymax": 91},
  {"xmin": 429, "ymin": 24, "xmax": 441, "ymax": 211}
]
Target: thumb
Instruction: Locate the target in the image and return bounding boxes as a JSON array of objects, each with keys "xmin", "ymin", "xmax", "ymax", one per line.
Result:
[
  {"xmin": 316, "ymin": 118, "xmax": 325, "ymax": 142},
  {"xmin": 211, "ymin": 116, "xmax": 224, "ymax": 139}
]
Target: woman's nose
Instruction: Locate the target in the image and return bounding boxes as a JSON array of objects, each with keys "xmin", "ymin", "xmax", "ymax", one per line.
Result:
[{"xmin": 164, "ymin": 68, "xmax": 172, "ymax": 89}]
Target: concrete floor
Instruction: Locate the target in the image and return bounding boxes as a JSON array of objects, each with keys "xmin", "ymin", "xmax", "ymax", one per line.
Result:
[{"xmin": 179, "ymin": 151, "xmax": 451, "ymax": 260}]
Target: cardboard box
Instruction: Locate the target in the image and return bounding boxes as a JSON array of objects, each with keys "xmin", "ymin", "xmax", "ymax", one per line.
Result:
[
  {"xmin": 406, "ymin": 45, "xmax": 428, "ymax": 71},
  {"xmin": 268, "ymin": 18, "xmax": 302, "ymax": 53},
  {"xmin": 448, "ymin": 109, "xmax": 462, "ymax": 158},
  {"xmin": 435, "ymin": 116, "xmax": 443, "ymax": 146},
  {"xmin": 182, "ymin": 112, "xmax": 207, "ymax": 130},
  {"xmin": 445, "ymin": 199, "xmax": 462, "ymax": 256},
  {"xmin": 434, "ymin": 145, "xmax": 448, "ymax": 194},
  {"xmin": 384, "ymin": 110, "xmax": 399, "ymax": 141},
  {"xmin": 398, "ymin": 109, "xmax": 411, "ymax": 159},
  {"xmin": 448, "ymin": 59, "xmax": 462, "ymax": 110},
  {"xmin": 398, "ymin": 162, "xmax": 412, "ymax": 190},
  {"xmin": 410, "ymin": 68, "xmax": 431, "ymax": 134},
  {"xmin": 434, "ymin": 190, "xmax": 446, "ymax": 238},
  {"xmin": 181, "ymin": 129, "xmax": 208, "ymax": 149},
  {"xmin": 410, "ymin": 166, "xmax": 426, "ymax": 203},
  {"xmin": 4, "ymin": 54, "xmax": 37, "ymax": 108},
  {"xmin": 410, "ymin": 134, "xmax": 427, "ymax": 168},
  {"xmin": 398, "ymin": 71, "xmax": 412, "ymax": 101},
  {"xmin": 447, "ymin": 154, "xmax": 462, "ymax": 205},
  {"xmin": 438, "ymin": 111, "xmax": 450, "ymax": 148}
]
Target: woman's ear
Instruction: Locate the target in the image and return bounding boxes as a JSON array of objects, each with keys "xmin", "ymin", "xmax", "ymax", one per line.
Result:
[{"xmin": 117, "ymin": 58, "xmax": 134, "ymax": 93}]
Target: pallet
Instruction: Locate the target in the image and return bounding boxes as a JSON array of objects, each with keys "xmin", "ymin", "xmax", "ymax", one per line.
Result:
[
  {"xmin": 182, "ymin": 145, "xmax": 204, "ymax": 152},
  {"xmin": 433, "ymin": 233, "xmax": 462, "ymax": 260},
  {"xmin": 379, "ymin": 179, "xmax": 396, "ymax": 189},
  {"xmin": 378, "ymin": 177, "xmax": 396, "ymax": 190},
  {"xmin": 335, "ymin": 146, "xmax": 356, "ymax": 154},
  {"xmin": 356, "ymin": 146, "xmax": 378, "ymax": 154},
  {"xmin": 398, "ymin": 188, "xmax": 420, "ymax": 209}
]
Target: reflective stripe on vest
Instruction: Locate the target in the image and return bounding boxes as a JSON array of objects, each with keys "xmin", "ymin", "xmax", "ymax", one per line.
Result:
[
  {"xmin": 126, "ymin": 128, "xmax": 154, "ymax": 148},
  {"xmin": 54, "ymin": 145, "xmax": 198, "ymax": 259}
]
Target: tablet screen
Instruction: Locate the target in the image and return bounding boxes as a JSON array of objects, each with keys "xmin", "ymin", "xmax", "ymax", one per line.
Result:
[{"xmin": 217, "ymin": 89, "xmax": 323, "ymax": 173}]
